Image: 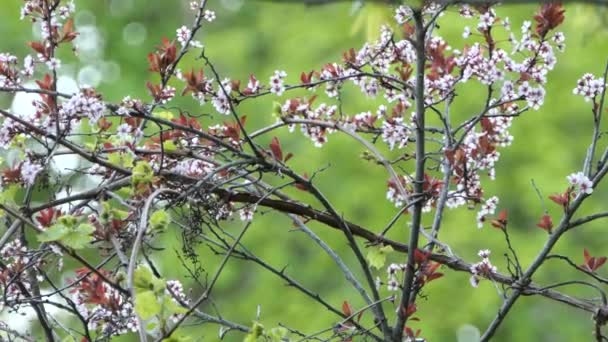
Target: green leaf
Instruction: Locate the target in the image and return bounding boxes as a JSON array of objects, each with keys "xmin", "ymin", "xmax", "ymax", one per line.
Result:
[
  {"xmin": 57, "ymin": 215, "xmax": 78, "ymax": 228},
  {"xmin": 149, "ymin": 210, "xmax": 170, "ymax": 231},
  {"xmin": 134, "ymin": 266, "xmax": 155, "ymax": 291},
  {"xmin": 367, "ymin": 245, "xmax": 394, "ymax": 269},
  {"xmin": 61, "ymin": 336, "xmax": 77, "ymax": 342},
  {"xmin": 162, "ymin": 335, "xmax": 191, "ymax": 342},
  {"xmin": 101, "ymin": 202, "xmax": 130, "ymax": 222},
  {"xmin": 0, "ymin": 184, "xmax": 21, "ymax": 205},
  {"xmin": 108, "ymin": 152, "xmax": 135, "ymax": 168},
  {"xmin": 76, "ymin": 223, "xmax": 95, "ymax": 235},
  {"xmin": 244, "ymin": 321, "xmax": 266, "ymax": 342},
  {"xmin": 61, "ymin": 229, "xmax": 94, "ymax": 250},
  {"xmin": 113, "ymin": 208, "xmax": 130, "ymax": 220},
  {"xmin": 132, "ymin": 161, "xmax": 154, "ymax": 190},
  {"xmin": 135, "ymin": 290, "xmax": 161, "ymax": 320},
  {"xmin": 134, "ymin": 266, "xmax": 165, "ymax": 293},
  {"xmin": 243, "ymin": 335, "xmax": 258, "ymax": 342},
  {"xmin": 154, "ymin": 111, "xmax": 174, "ymax": 120},
  {"xmin": 271, "ymin": 101, "xmax": 282, "ymax": 118},
  {"xmin": 38, "ymin": 224, "xmax": 69, "ymax": 242},
  {"xmin": 162, "ymin": 140, "xmax": 177, "ymax": 152},
  {"xmin": 162, "ymin": 295, "xmax": 188, "ymax": 316},
  {"xmin": 268, "ymin": 327, "xmax": 289, "ymax": 341},
  {"xmin": 146, "ymin": 322, "xmax": 157, "ymax": 331}
]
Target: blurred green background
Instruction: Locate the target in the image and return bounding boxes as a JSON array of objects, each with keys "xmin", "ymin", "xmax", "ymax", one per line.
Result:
[{"xmin": 2, "ymin": 0, "xmax": 608, "ymax": 341}]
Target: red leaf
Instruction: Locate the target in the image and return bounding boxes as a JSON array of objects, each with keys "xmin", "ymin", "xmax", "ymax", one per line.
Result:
[
  {"xmin": 536, "ymin": 214, "xmax": 553, "ymax": 233},
  {"xmin": 60, "ymin": 18, "xmax": 79, "ymax": 43},
  {"xmin": 491, "ymin": 209, "xmax": 508, "ymax": 229},
  {"xmin": 413, "ymin": 249, "xmax": 429, "ymax": 265},
  {"xmin": 36, "ymin": 74, "xmax": 53, "ymax": 91},
  {"xmin": 35, "ymin": 207, "xmax": 62, "ymax": 228},
  {"xmin": 584, "ymin": 248, "xmax": 591, "ymax": 263},
  {"xmin": 596, "ymin": 257, "xmax": 607, "ymax": 270},
  {"xmin": 97, "ymin": 118, "xmax": 112, "ymax": 131},
  {"xmin": 147, "ymin": 53, "xmax": 160, "ymax": 72},
  {"xmin": 28, "ymin": 41, "xmax": 46, "ymax": 55},
  {"xmin": 300, "ymin": 71, "xmax": 314, "ymax": 84},
  {"xmin": 295, "ymin": 173, "xmax": 309, "ymax": 191},
  {"xmin": 548, "ymin": 188, "xmax": 572, "ymax": 210},
  {"xmin": 341, "ymin": 300, "xmax": 353, "ymax": 316},
  {"xmin": 2, "ymin": 164, "xmax": 22, "ymax": 183},
  {"xmin": 405, "ymin": 303, "xmax": 417, "ymax": 318},
  {"xmin": 582, "ymin": 249, "xmax": 607, "ymax": 272},
  {"xmin": 284, "ymin": 152, "xmax": 294, "ymax": 163},
  {"xmin": 534, "ymin": 3, "xmax": 565, "ymax": 37},
  {"xmin": 269, "ymin": 136, "xmax": 283, "ymax": 161},
  {"xmin": 497, "ymin": 209, "xmax": 508, "ymax": 222},
  {"xmin": 357, "ymin": 309, "xmax": 365, "ymax": 323}
]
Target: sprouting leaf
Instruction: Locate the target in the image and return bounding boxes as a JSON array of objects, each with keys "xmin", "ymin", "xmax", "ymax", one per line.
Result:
[
  {"xmin": 135, "ymin": 290, "xmax": 161, "ymax": 320},
  {"xmin": 367, "ymin": 244, "xmax": 394, "ymax": 269},
  {"xmin": 269, "ymin": 137, "xmax": 283, "ymax": 161},
  {"xmin": 491, "ymin": 209, "xmax": 508, "ymax": 229},
  {"xmin": 284, "ymin": 152, "xmax": 294, "ymax": 162},
  {"xmin": 342, "ymin": 301, "xmax": 353, "ymax": 316},
  {"xmin": 582, "ymin": 249, "xmax": 607, "ymax": 272},
  {"xmin": 536, "ymin": 214, "xmax": 553, "ymax": 233}
]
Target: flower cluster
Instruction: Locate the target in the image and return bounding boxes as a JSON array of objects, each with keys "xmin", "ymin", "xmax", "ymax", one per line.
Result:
[
  {"xmin": 386, "ymin": 175, "xmax": 410, "ymax": 208},
  {"xmin": 176, "ymin": 26, "xmax": 191, "ymax": 47},
  {"xmin": 59, "ymin": 88, "xmax": 106, "ymax": 126},
  {"xmin": 70, "ymin": 268, "xmax": 138, "ymax": 337},
  {"xmin": 166, "ymin": 279, "xmax": 189, "ymax": 323},
  {"xmin": 279, "ymin": 98, "xmax": 337, "ymax": 147},
  {"xmin": 21, "ymin": 158, "xmax": 43, "ymax": 185},
  {"xmin": 394, "ymin": 6, "xmax": 412, "ymax": 24},
  {"xmin": 239, "ymin": 205, "xmax": 256, "ymax": 222},
  {"xmin": 0, "ymin": 239, "xmax": 33, "ymax": 307},
  {"xmin": 173, "ymin": 159, "xmax": 215, "ymax": 178},
  {"xmin": 476, "ymin": 196, "xmax": 499, "ymax": 228},
  {"xmin": 381, "ymin": 116, "xmax": 412, "ymax": 151},
  {"xmin": 386, "ymin": 263, "xmax": 407, "ymax": 291},
  {"xmin": 567, "ymin": 171, "xmax": 593, "ymax": 195},
  {"xmin": 469, "ymin": 249, "xmax": 497, "ymax": 288},
  {"xmin": 269, "ymin": 70, "xmax": 287, "ymax": 96},
  {"xmin": 573, "ymin": 73, "xmax": 605, "ymax": 102},
  {"xmin": 0, "ymin": 53, "xmax": 22, "ymax": 88}
]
